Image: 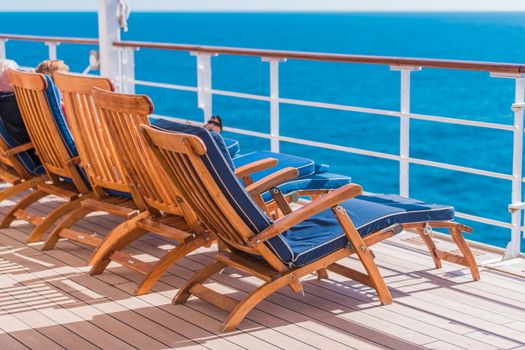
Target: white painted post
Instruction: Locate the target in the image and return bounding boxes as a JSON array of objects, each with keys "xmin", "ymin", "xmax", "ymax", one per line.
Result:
[
  {"xmin": 120, "ymin": 47, "xmax": 135, "ymax": 94},
  {"xmin": 491, "ymin": 72, "xmax": 525, "ymax": 259},
  {"xmin": 0, "ymin": 39, "xmax": 6, "ymax": 60},
  {"xmin": 98, "ymin": 0, "xmax": 121, "ymax": 86},
  {"xmin": 510, "ymin": 76, "xmax": 525, "ymax": 258},
  {"xmin": 391, "ymin": 65, "xmax": 421, "ymax": 197},
  {"xmin": 263, "ymin": 57, "xmax": 286, "ymax": 153},
  {"xmin": 45, "ymin": 42, "xmax": 58, "ymax": 60},
  {"xmin": 192, "ymin": 52, "xmax": 214, "ymax": 121}
]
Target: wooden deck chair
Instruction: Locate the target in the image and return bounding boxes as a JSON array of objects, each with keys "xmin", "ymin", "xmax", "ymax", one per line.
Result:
[
  {"xmin": 40, "ymin": 72, "xmax": 147, "ymax": 251},
  {"xmin": 140, "ymin": 120, "xmax": 408, "ymax": 332},
  {"xmin": 4, "ymin": 70, "xmax": 91, "ymax": 242},
  {"xmin": 87, "ymin": 87, "xmax": 211, "ymax": 295},
  {"xmin": 88, "ymin": 89, "xmax": 329, "ymax": 294},
  {"xmin": 0, "ymin": 116, "xmax": 46, "ymax": 202}
]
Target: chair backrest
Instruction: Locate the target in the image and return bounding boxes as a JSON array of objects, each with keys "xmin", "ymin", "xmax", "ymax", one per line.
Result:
[
  {"xmin": 91, "ymin": 87, "xmax": 188, "ymax": 217},
  {"xmin": 141, "ymin": 121, "xmax": 284, "ymax": 261},
  {"xmin": 53, "ymin": 72, "xmax": 136, "ymax": 200},
  {"xmin": 7, "ymin": 69, "xmax": 89, "ymax": 193}
]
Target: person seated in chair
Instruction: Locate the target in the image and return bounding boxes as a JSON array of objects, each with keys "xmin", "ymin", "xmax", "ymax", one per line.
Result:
[{"xmin": 0, "ymin": 59, "xmax": 33, "ymax": 146}]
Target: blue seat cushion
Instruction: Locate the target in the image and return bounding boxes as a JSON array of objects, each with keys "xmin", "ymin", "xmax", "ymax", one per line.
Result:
[
  {"xmin": 152, "ymin": 118, "xmax": 272, "ymax": 233},
  {"xmin": 224, "ymin": 137, "xmax": 240, "ymax": 158},
  {"xmin": 266, "ymin": 193, "xmax": 454, "ymax": 267},
  {"xmin": 233, "ymin": 151, "xmax": 315, "ymax": 182},
  {"xmin": 261, "ymin": 172, "xmax": 351, "ymax": 202},
  {"xmin": 0, "ymin": 117, "xmax": 43, "ymax": 176},
  {"xmin": 43, "ymin": 75, "xmax": 78, "ymax": 157}
]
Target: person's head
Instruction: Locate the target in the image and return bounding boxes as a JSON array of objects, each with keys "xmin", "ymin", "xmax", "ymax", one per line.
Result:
[
  {"xmin": 35, "ymin": 59, "xmax": 69, "ymax": 80},
  {"xmin": 0, "ymin": 59, "xmax": 18, "ymax": 93},
  {"xmin": 204, "ymin": 115, "xmax": 223, "ymax": 133}
]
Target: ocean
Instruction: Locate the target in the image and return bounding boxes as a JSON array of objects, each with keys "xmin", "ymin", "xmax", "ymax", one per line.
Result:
[{"xmin": 0, "ymin": 12, "xmax": 524, "ymax": 250}]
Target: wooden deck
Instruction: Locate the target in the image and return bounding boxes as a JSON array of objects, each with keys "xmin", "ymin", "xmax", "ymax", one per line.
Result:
[{"xmin": 1, "ymin": 192, "xmax": 525, "ymax": 350}]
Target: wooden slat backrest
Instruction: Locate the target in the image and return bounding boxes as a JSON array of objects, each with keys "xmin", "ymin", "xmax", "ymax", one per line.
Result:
[
  {"xmin": 91, "ymin": 87, "xmax": 183, "ymax": 216},
  {"xmin": 53, "ymin": 72, "xmax": 131, "ymax": 197},
  {"xmin": 141, "ymin": 124, "xmax": 266, "ymax": 254},
  {"xmin": 7, "ymin": 69, "xmax": 89, "ymax": 192}
]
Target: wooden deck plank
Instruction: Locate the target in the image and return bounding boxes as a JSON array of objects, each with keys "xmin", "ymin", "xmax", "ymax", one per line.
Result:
[{"xmin": 2, "ymin": 195, "xmax": 525, "ymax": 350}]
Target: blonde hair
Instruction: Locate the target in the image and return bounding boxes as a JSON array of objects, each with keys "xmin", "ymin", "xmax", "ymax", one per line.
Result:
[
  {"xmin": 35, "ymin": 59, "xmax": 69, "ymax": 79},
  {"xmin": 0, "ymin": 59, "xmax": 18, "ymax": 93}
]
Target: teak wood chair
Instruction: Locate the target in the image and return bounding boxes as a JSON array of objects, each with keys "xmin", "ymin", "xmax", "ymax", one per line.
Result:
[
  {"xmin": 41, "ymin": 72, "xmax": 146, "ymax": 251},
  {"xmin": 0, "ymin": 119, "xmax": 46, "ymax": 203},
  {"xmin": 88, "ymin": 87, "xmax": 212, "ymax": 295},
  {"xmin": 140, "ymin": 121, "xmax": 408, "ymax": 332},
  {"xmin": 4, "ymin": 69, "xmax": 91, "ymax": 242}
]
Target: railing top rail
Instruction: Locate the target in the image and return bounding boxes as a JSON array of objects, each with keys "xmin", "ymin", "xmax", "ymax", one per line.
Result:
[
  {"xmin": 115, "ymin": 39, "xmax": 525, "ymax": 74},
  {"xmin": 0, "ymin": 34, "xmax": 98, "ymax": 45}
]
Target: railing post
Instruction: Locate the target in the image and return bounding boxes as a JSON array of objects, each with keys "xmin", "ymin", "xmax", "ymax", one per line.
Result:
[
  {"xmin": 492, "ymin": 72, "xmax": 525, "ymax": 259},
  {"xmin": 391, "ymin": 65, "xmax": 421, "ymax": 197},
  {"xmin": 191, "ymin": 52, "xmax": 214, "ymax": 122},
  {"xmin": 263, "ymin": 57, "xmax": 286, "ymax": 153},
  {"xmin": 120, "ymin": 47, "xmax": 135, "ymax": 93},
  {"xmin": 0, "ymin": 39, "xmax": 6, "ymax": 60},
  {"xmin": 44, "ymin": 42, "xmax": 58, "ymax": 60},
  {"xmin": 97, "ymin": 0, "xmax": 121, "ymax": 85}
]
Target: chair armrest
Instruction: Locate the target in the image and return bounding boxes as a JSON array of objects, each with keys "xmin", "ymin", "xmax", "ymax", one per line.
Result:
[
  {"xmin": 248, "ymin": 183, "xmax": 363, "ymax": 246},
  {"xmin": 5, "ymin": 142, "xmax": 34, "ymax": 156},
  {"xmin": 245, "ymin": 167, "xmax": 299, "ymax": 197},
  {"xmin": 66, "ymin": 156, "xmax": 81, "ymax": 166},
  {"xmin": 234, "ymin": 157, "xmax": 278, "ymax": 182}
]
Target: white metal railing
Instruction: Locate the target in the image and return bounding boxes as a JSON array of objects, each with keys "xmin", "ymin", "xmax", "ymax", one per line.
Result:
[{"xmin": 1, "ymin": 28, "xmax": 525, "ymax": 259}]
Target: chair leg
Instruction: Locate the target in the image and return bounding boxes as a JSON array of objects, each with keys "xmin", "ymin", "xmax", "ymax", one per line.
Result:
[
  {"xmin": 415, "ymin": 227, "xmax": 442, "ymax": 269},
  {"xmin": 26, "ymin": 198, "xmax": 84, "ymax": 243},
  {"xmin": 0, "ymin": 176, "xmax": 45, "ymax": 203},
  {"xmin": 89, "ymin": 212, "xmax": 149, "ymax": 272},
  {"xmin": 0, "ymin": 190, "xmax": 47, "ymax": 228},
  {"xmin": 333, "ymin": 206, "xmax": 392, "ymax": 305},
  {"xmin": 222, "ymin": 272, "xmax": 301, "ymax": 332},
  {"xmin": 174, "ymin": 260, "xmax": 227, "ymax": 305},
  {"xmin": 41, "ymin": 207, "xmax": 94, "ymax": 250},
  {"xmin": 316, "ymin": 268, "xmax": 329, "ymax": 280},
  {"xmin": 134, "ymin": 235, "xmax": 210, "ymax": 295},
  {"xmin": 449, "ymin": 226, "xmax": 480, "ymax": 281}
]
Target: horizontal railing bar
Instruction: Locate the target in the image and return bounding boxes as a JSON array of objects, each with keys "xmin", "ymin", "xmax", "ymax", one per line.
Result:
[
  {"xmin": 0, "ymin": 33, "xmax": 98, "ymax": 45},
  {"xmin": 407, "ymin": 112, "xmax": 513, "ymax": 131},
  {"xmin": 407, "ymin": 157, "xmax": 512, "ymax": 180},
  {"xmin": 133, "ymin": 79, "xmax": 198, "ymax": 92},
  {"xmin": 277, "ymin": 134, "xmax": 402, "ymax": 161},
  {"xmin": 151, "ymin": 114, "xmax": 272, "ymax": 139},
  {"xmin": 115, "ymin": 40, "xmax": 525, "ymax": 74},
  {"xmin": 455, "ymin": 211, "xmax": 512, "ymax": 229},
  {"xmin": 136, "ymin": 79, "xmax": 511, "ymax": 131}
]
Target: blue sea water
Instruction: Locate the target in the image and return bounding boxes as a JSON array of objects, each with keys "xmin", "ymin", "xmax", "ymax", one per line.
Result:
[{"xmin": 1, "ymin": 12, "xmax": 524, "ymax": 250}]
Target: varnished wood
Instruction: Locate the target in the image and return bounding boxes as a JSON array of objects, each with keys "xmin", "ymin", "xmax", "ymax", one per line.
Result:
[
  {"xmin": 6, "ymin": 69, "xmax": 92, "ymax": 240},
  {"xmin": 89, "ymin": 87, "xmax": 208, "ymax": 295},
  {"xmin": 142, "ymin": 124, "xmax": 399, "ymax": 331},
  {"xmin": 114, "ymin": 40, "xmax": 525, "ymax": 74}
]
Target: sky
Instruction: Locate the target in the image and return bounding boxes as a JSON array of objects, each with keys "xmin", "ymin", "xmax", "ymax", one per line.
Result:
[{"xmin": 1, "ymin": 0, "xmax": 525, "ymax": 12}]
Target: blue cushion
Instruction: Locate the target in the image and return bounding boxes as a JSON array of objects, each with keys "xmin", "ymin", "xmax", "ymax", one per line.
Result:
[
  {"xmin": 266, "ymin": 193, "xmax": 454, "ymax": 267},
  {"xmin": 261, "ymin": 172, "xmax": 351, "ymax": 202},
  {"xmin": 43, "ymin": 75, "xmax": 77, "ymax": 157},
  {"xmin": 152, "ymin": 118, "xmax": 272, "ymax": 233},
  {"xmin": 224, "ymin": 137, "xmax": 240, "ymax": 158},
  {"xmin": 0, "ymin": 117, "xmax": 43, "ymax": 175},
  {"xmin": 233, "ymin": 151, "xmax": 315, "ymax": 182}
]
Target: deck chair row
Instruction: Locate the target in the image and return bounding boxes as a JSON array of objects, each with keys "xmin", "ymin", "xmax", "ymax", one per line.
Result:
[{"xmin": 0, "ymin": 70, "xmax": 480, "ymax": 331}]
